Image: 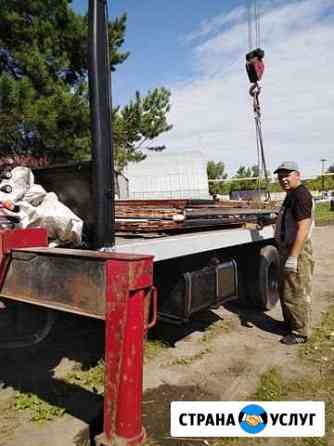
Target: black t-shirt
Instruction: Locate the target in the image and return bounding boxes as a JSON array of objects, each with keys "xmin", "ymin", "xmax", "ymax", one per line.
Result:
[{"xmin": 283, "ymin": 184, "xmax": 313, "ymax": 222}]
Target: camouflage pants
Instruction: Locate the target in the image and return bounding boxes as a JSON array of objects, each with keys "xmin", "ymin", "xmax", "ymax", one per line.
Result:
[{"xmin": 279, "ymin": 239, "xmax": 315, "ymax": 338}]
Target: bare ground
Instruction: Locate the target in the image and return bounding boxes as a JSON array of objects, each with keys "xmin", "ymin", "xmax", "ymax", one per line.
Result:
[
  {"xmin": 0, "ymin": 225, "xmax": 333, "ymax": 445},
  {"xmin": 142, "ymin": 225, "xmax": 334, "ymax": 444}
]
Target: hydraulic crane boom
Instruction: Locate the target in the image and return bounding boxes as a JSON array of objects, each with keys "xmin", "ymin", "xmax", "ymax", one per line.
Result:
[{"xmin": 88, "ymin": 0, "xmax": 115, "ymax": 249}]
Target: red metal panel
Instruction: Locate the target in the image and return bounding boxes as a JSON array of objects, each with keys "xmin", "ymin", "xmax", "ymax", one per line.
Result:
[
  {"xmin": 0, "ymin": 228, "xmax": 48, "ymax": 288},
  {"xmin": 1, "ymin": 228, "xmax": 48, "ymax": 254}
]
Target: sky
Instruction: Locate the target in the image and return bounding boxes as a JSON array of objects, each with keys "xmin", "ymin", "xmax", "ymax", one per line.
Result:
[{"xmin": 72, "ymin": 0, "xmax": 334, "ymax": 178}]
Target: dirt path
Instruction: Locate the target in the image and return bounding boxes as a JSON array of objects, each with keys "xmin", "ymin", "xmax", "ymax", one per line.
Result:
[
  {"xmin": 142, "ymin": 225, "xmax": 334, "ymax": 444},
  {"xmin": 0, "ymin": 225, "xmax": 333, "ymax": 445}
]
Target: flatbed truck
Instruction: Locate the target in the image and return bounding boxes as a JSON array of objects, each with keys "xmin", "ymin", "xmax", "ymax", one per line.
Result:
[{"xmin": 0, "ymin": 1, "xmax": 280, "ymax": 444}]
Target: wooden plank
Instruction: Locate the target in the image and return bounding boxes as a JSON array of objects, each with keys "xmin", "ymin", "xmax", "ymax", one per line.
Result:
[
  {"xmin": 115, "ymin": 213, "xmax": 276, "ymax": 233},
  {"xmin": 184, "ymin": 208, "xmax": 274, "ymax": 218},
  {"xmin": 113, "ymin": 198, "xmax": 277, "ymax": 234},
  {"xmin": 115, "ymin": 207, "xmax": 182, "ymax": 219},
  {"xmin": 116, "ymin": 199, "xmax": 252, "ymax": 209}
]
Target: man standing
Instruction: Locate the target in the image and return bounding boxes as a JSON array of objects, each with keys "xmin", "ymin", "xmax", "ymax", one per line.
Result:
[{"xmin": 274, "ymin": 161, "xmax": 315, "ymax": 345}]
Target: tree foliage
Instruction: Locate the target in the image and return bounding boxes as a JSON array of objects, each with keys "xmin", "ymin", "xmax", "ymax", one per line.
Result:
[
  {"xmin": 234, "ymin": 164, "xmax": 259, "ymax": 179},
  {"xmin": 0, "ymin": 1, "xmax": 172, "ymax": 169},
  {"xmin": 207, "ymin": 162, "xmax": 280, "ymax": 196},
  {"xmin": 327, "ymin": 164, "xmax": 334, "ymax": 174},
  {"xmin": 303, "ymin": 175, "xmax": 334, "ymax": 192},
  {"xmin": 207, "ymin": 160, "xmax": 228, "ymax": 195},
  {"xmin": 113, "ymin": 88, "xmax": 172, "ymax": 170},
  {"xmin": 230, "ymin": 164, "xmax": 262, "ymax": 191},
  {"xmin": 207, "ymin": 160, "xmax": 227, "ymax": 180},
  {"xmin": 207, "ymin": 159, "xmax": 334, "ymax": 198}
]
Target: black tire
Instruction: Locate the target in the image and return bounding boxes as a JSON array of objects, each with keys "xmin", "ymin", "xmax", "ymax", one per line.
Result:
[
  {"xmin": 0, "ymin": 302, "xmax": 56, "ymax": 349},
  {"xmin": 257, "ymin": 245, "xmax": 280, "ymax": 310}
]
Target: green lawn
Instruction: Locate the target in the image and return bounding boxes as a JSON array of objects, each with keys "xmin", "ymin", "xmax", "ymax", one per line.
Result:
[{"xmin": 315, "ymin": 202, "xmax": 334, "ymax": 224}]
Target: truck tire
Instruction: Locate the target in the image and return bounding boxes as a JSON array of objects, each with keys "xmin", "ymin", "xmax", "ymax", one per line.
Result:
[
  {"xmin": 0, "ymin": 302, "xmax": 56, "ymax": 349},
  {"xmin": 257, "ymin": 245, "xmax": 280, "ymax": 310}
]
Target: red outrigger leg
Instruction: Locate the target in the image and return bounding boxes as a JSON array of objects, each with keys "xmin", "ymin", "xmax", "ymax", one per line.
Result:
[
  {"xmin": 95, "ymin": 254, "xmax": 154, "ymax": 446},
  {"xmin": 0, "ymin": 228, "xmax": 155, "ymax": 446}
]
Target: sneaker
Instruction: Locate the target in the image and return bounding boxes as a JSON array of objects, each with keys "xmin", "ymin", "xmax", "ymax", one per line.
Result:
[{"xmin": 280, "ymin": 334, "xmax": 307, "ymax": 345}]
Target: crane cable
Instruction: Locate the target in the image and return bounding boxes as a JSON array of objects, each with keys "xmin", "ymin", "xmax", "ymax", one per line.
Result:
[
  {"xmin": 247, "ymin": 0, "xmax": 261, "ymax": 51},
  {"xmin": 252, "ymin": 87, "xmax": 270, "ymax": 200},
  {"xmin": 255, "ymin": 0, "xmax": 261, "ymax": 49},
  {"xmin": 246, "ymin": 0, "xmax": 271, "ymax": 202},
  {"xmin": 247, "ymin": 0, "xmax": 253, "ymax": 51}
]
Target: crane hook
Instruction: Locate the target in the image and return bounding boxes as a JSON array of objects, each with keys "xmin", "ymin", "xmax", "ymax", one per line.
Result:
[{"xmin": 249, "ymin": 82, "xmax": 261, "ymax": 97}]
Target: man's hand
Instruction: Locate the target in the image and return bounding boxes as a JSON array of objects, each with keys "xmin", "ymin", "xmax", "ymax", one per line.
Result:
[{"xmin": 284, "ymin": 256, "xmax": 298, "ymax": 273}]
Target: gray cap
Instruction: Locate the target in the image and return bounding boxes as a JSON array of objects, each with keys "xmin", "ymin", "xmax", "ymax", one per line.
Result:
[{"xmin": 273, "ymin": 161, "xmax": 300, "ymax": 174}]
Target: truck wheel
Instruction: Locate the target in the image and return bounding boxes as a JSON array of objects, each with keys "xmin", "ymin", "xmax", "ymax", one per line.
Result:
[
  {"xmin": 0, "ymin": 302, "xmax": 56, "ymax": 349},
  {"xmin": 257, "ymin": 245, "xmax": 280, "ymax": 310}
]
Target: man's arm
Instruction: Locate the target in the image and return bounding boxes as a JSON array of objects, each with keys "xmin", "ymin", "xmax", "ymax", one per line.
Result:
[
  {"xmin": 289, "ymin": 218, "xmax": 312, "ymax": 257},
  {"xmin": 284, "ymin": 218, "xmax": 312, "ymax": 273}
]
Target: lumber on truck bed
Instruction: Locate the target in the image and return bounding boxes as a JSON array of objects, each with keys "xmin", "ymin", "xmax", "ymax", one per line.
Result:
[{"xmin": 114, "ymin": 199, "xmax": 277, "ymax": 234}]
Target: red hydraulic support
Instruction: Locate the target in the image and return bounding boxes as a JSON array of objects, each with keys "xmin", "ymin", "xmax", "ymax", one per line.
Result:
[
  {"xmin": 0, "ymin": 228, "xmax": 155, "ymax": 446},
  {"xmin": 95, "ymin": 253, "xmax": 154, "ymax": 446}
]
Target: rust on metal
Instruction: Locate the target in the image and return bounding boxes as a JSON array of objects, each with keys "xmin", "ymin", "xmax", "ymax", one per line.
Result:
[
  {"xmin": 1, "ymin": 249, "xmax": 107, "ymax": 319},
  {"xmin": 128, "ymin": 259, "xmax": 154, "ymax": 291},
  {"xmin": 15, "ymin": 246, "xmax": 153, "ymax": 261}
]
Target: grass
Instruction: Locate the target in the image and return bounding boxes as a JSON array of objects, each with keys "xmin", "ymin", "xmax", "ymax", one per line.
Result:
[
  {"xmin": 302, "ymin": 304, "xmax": 334, "ymax": 372},
  {"xmin": 160, "ymin": 319, "xmax": 230, "ymax": 366},
  {"xmin": 14, "ymin": 391, "xmax": 65, "ymax": 423},
  {"xmin": 200, "ymin": 319, "xmax": 231, "ymax": 344},
  {"xmin": 12, "ymin": 360, "xmax": 105, "ymax": 423},
  {"xmin": 12, "ymin": 337, "xmax": 167, "ymax": 424},
  {"xmin": 65, "ymin": 338, "xmax": 170, "ymax": 394},
  {"xmin": 315, "ymin": 202, "xmax": 334, "ymax": 224},
  {"xmin": 64, "ymin": 338, "xmax": 170, "ymax": 394},
  {"xmin": 144, "ymin": 339, "xmax": 169, "ymax": 362},
  {"xmin": 65, "ymin": 359, "xmax": 105, "ymax": 394},
  {"xmin": 210, "ymin": 304, "xmax": 334, "ymax": 446},
  {"xmin": 13, "ymin": 338, "xmax": 169, "ymax": 424},
  {"xmin": 145, "ymin": 305, "xmax": 334, "ymax": 446},
  {"xmin": 164, "ymin": 347, "xmax": 212, "ymax": 367},
  {"xmin": 160, "ymin": 319, "xmax": 230, "ymax": 368}
]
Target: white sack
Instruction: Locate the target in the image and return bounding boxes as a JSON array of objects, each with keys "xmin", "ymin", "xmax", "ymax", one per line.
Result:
[
  {"xmin": 0, "ymin": 167, "xmax": 34, "ymax": 202},
  {"xmin": 0, "ymin": 167, "xmax": 83, "ymax": 246}
]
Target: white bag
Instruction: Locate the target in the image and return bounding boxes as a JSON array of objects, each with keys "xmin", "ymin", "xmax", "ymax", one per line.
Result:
[{"xmin": 0, "ymin": 167, "xmax": 83, "ymax": 246}]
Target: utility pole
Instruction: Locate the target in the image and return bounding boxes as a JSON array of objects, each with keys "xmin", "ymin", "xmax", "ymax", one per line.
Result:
[{"xmin": 320, "ymin": 158, "xmax": 327, "ymax": 192}]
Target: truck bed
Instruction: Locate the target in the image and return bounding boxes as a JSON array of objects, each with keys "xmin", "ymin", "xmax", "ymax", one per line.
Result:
[{"xmin": 114, "ymin": 224, "xmax": 274, "ymax": 261}]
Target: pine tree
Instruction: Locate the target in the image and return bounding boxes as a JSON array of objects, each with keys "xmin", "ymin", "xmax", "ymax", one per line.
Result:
[{"xmin": 0, "ymin": 1, "xmax": 172, "ymax": 169}]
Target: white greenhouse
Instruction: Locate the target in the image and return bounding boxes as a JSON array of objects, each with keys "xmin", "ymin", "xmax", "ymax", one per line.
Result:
[{"xmin": 125, "ymin": 151, "xmax": 210, "ymax": 200}]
